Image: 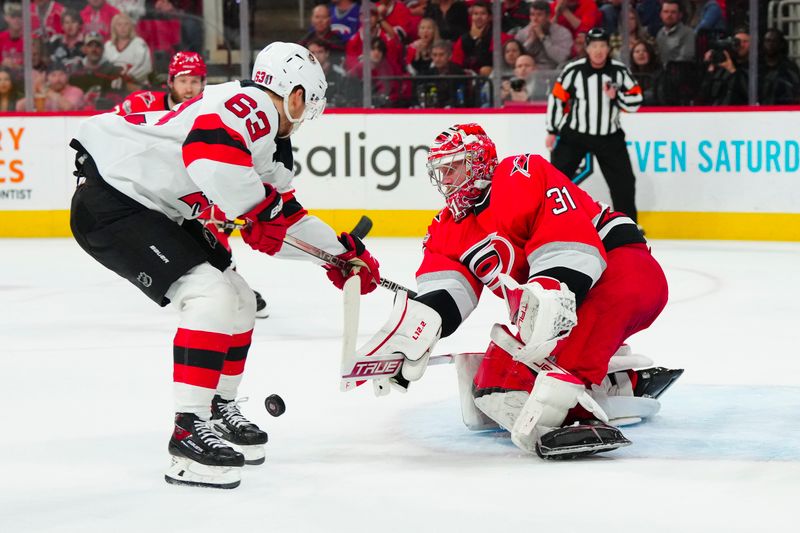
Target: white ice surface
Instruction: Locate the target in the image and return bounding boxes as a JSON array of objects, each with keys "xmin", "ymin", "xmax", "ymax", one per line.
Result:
[{"xmin": 1, "ymin": 238, "xmax": 799, "ymax": 533}]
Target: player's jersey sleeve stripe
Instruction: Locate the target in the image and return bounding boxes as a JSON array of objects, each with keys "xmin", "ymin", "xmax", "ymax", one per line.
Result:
[
  {"xmin": 183, "ymin": 114, "xmax": 252, "ymax": 168},
  {"xmin": 413, "ymin": 290, "xmax": 463, "ymax": 338},
  {"xmin": 527, "ymin": 242, "xmax": 606, "ymax": 295},
  {"xmin": 416, "ymin": 271, "xmax": 479, "ymax": 322}
]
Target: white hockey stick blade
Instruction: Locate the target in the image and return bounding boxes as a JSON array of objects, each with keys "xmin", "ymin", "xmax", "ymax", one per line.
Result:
[{"xmin": 340, "ymin": 274, "xmax": 362, "ymax": 392}]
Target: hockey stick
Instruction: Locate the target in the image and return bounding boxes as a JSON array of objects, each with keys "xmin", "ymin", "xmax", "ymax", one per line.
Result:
[{"xmin": 218, "ymin": 219, "xmax": 414, "ymax": 295}]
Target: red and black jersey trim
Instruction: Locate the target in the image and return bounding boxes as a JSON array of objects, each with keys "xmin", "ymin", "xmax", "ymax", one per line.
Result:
[
  {"xmin": 183, "ymin": 114, "xmax": 253, "ymax": 168},
  {"xmin": 529, "ymin": 267, "xmax": 593, "ymax": 306},
  {"xmin": 595, "ymin": 209, "xmax": 646, "ymax": 252}
]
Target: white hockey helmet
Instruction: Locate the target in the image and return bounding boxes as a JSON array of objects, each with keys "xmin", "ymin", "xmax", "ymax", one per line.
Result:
[{"xmin": 251, "ymin": 42, "xmax": 328, "ymax": 134}]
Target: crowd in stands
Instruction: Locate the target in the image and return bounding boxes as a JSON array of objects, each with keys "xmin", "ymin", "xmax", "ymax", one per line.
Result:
[
  {"xmin": 0, "ymin": 0, "xmax": 202, "ymax": 111},
  {"xmin": 0, "ymin": 1, "xmax": 798, "ymax": 111},
  {"xmin": 303, "ymin": 0, "xmax": 800, "ymax": 108}
]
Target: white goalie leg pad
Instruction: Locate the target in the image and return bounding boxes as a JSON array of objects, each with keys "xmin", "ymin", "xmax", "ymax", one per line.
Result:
[
  {"xmin": 454, "ymin": 352, "xmax": 501, "ymax": 431},
  {"xmin": 473, "ymin": 391, "xmax": 528, "ymax": 432},
  {"xmin": 606, "ymin": 344, "xmax": 655, "ymax": 374},
  {"xmin": 354, "ymin": 291, "xmax": 442, "ymax": 383},
  {"xmin": 511, "ymin": 372, "xmax": 608, "ymax": 454},
  {"xmin": 164, "ymin": 456, "xmax": 242, "ymax": 489},
  {"xmin": 588, "ymin": 393, "xmax": 661, "ymax": 427}
]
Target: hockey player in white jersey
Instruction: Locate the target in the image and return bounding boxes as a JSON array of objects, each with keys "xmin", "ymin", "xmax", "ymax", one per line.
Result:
[{"xmin": 69, "ymin": 42, "xmax": 381, "ymax": 489}]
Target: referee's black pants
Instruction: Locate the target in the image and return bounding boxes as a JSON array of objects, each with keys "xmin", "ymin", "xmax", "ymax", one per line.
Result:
[{"xmin": 551, "ymin": 128, "xmax": 638, "ymax": 223}]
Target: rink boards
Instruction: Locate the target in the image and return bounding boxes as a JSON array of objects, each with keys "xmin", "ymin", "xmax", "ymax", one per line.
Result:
[{"xmin": 0, "ymin": 108, "xmax": 798, "ymax": 240}]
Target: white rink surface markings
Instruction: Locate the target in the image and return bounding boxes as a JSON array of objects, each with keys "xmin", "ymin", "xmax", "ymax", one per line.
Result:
[{"xmin": 1, "ymin": 238, "xmax": 799, "ymax": 533}]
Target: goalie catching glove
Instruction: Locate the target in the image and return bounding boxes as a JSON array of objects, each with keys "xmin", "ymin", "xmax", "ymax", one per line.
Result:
[
  {"xmin": 239, "ymin": 184, "xmax": 287, "ymax": 256},
  {"xmin": 498, "ymin": 274, "xmax": 577, "ymax": 366},
  {"xmin": 325, "ymin": 232, "xmax": 380, "ymax": 295}
]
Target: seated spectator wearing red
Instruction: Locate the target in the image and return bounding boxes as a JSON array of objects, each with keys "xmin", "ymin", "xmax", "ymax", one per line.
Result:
[
  {"xmin": 345, "ymin": 36, "xmax": 408, "ymax": 108},
  {"xmin": 82, "ymin": 0, "xmax": 120, "ymax": 41},
  {"xmin": 550, "ymin": 0, "xmax": 601, "ymax": 39},
  {"xmin": 147, "ymin": 0, "xmax": 204, "ymax": 53},
  {"xmin": 0, "ymin": 67, "xmax": 21, "ymax": 111},
  {"xmin": 115, "ymin": 50, "xmax": 205, "ymax": 114},
  {"xmin": 17, "ymin": 61, "xmax": 85, "ymax": 111},
  {"xmin": 424, "ymin": 0, "xmax": 468, "ymax": 42},
  {"xmin": 31, "ymin": 0, "xmax": 65, "ymax": 39},
  {"xmin": 299, "ymin": 4, "xmax": 346, "ymax": 65},
  {"xmin": 452, "ymin": 1, "xmax": 512, "ymax": 77},
  {"xmin": 103, "ymin": 12, "xmax": 152, "ymax": 91},
  {"xmin": 48, "ymin": 9, "xmax": 86, "ymax": 73},
  {"xmin": 376, "ymin": 0, "xmax": 417, "ymax": 43},
  {"xmin": 406, "ymin": 16, "xmax": 441, "ymax": 75},
  {"xmin": 0, "ymin": 4, "xmax": 24, "ymax": 69},
  {"xmin": 345, "ymin": 5, "xmax": 404, "ymax": 72}
]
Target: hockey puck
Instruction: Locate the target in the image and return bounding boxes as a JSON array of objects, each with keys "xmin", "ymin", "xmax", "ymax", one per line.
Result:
[{"xmin": 264, "ymin": 394, "xmax": 286, "ymax": 417}]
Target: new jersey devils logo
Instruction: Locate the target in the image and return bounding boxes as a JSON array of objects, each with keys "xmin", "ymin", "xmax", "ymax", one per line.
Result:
[
  {"xmin": 460, "ymin": 233, "xmax": 515, "ymax": 291},
  {"xmin": 178, "ymin": 191, "xmax": 212, "ymax": 217}
]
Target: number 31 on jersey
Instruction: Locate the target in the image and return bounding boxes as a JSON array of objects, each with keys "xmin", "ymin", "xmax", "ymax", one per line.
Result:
[{"xmin": 546, "ymin": 186, "xmax": 577, "ymax": 215}]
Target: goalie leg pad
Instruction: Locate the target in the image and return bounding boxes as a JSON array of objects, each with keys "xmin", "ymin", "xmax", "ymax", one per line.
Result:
[{"xmin": 454, "ymin": 352, "xmax": 501, "ymax": 431}]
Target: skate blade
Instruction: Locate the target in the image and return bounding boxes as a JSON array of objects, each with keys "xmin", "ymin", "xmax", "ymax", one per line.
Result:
[
  {"xmin": 536, "ymin": 438, "xmax": 631, "ymax": 460},
  {"xmin": 235, "ymin": 443, "xmax": 266, "ymax": 465},
  {"xmin": 165, "ymin": 456, "xmax": 242, "ymax": 489}
]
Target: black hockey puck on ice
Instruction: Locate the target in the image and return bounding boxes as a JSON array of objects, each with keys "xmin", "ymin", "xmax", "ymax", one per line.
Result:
[{"xmin": 264, "ymin": 394, "xmax": 286, "ymax": 417}]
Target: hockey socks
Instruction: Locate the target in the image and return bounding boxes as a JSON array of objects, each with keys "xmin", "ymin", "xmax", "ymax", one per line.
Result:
[{"xmin": 173, "ymin": 328, "xmax": 231, "ymax": 419}]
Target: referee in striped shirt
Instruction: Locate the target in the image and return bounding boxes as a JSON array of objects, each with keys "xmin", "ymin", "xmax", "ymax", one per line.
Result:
[{"xmin": 546, "ymin": 27, "xmax": 643, "ymax": 223}]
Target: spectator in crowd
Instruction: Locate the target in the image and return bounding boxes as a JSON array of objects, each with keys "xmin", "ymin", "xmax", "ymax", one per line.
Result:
[
  {"xmin": 516, "ymin": 1, "xmax": 572, "ymax": 70},
  {"xmin": 103, "ymin": 12, "xmax": 152, "ymax": 89},
  {"xmin": 551, "ymin": 0, "xmax": 601, "ymax": 38},
  {"xmin": 345, "ymin": 36, "xmax": 407, "ymax": 108},
  {"xmin": 307, "ymin": 37, "xmax": 348, "ymax": 106},
  {"xmin": 345, "ymin": 5, "xmax": 404, "ymax": 72},
  {"xmin": 502, "ymin": 0, "xmax": 529, "ymax": 34},
  {"xmin": 406, "ymin": 17, "xmax": 440, "ymax": 75},
  {"xmin": 108, "ymin": 0, "xmax": 146, "ymax": 22},
  {"xmin": 150, "ymin": 0, "xmax": 204, "ymax": 54},
  {"xmin": 31, "ymin": 0, "xmax": 65, "ymax": 39},
  {"xmin": 406, "ymin": 0, "xmax": 428, "ymax": 18},
  {"xmin": 610, "ymin": 5, "xmax": 654, "ymax": 60},
  {"xmin": 330, "ymin": 0, "xmax": 361, "ymax": 42},
  {"xmin": 599, "ymin": 0, "xmax": 622, "ymax": 35},
  {"xmin": 656, "ymin": 0, "xmax": 695, "ymax": 63},
  {"xmin": 452, "ymin": 1, "xmax": 512, "ymax": 76},
  {"xmin": 424, "ymin": 0, "xmax": 469, "ymax": 42},
  {"xmin": 760, "ymin": 28, "xmax": 800, "ymax": 105},
  {"xmin": 502, "ymin": 52, "xmax": 547, "ymax": 103},
  {"xmin": 630, "ymin": 40, "xmax": 663, "ymax": 105},
  {"xmin": 499, "ymin": 38, "xmax": 522, "ymax": 77},
  {"xmin": 300, "ymin": 4, "xmax": 346, "ymax": 65},
  {"xmin": 377, "ymin": 0, "xmax": 417, "ymax": 43},
  {"xmin": 417, "ymin": 39, "xmax": 469, "ymax": 108},
  {"xmin": 17, "ymin": 61, "xmax": 84, "ymax": 111},
  {"xmin": 637, "ymin": 0, "xmax": 664, "ymax": 38},
  {"xmin": 69, "ymin": 31, "xmax": 125, "ymax": 109},
  {"xmin": 0, "ymin": 3, "xmax": 24, "ymax": 69},
  {"xmin": 48, "ymin": 9, "xmax": 85, "ymax": 72},
  {"xmin": 82, "ymin": 0, "xmax": 120, "ymax": 41},
  {"xmin": 0, "ymin": 66, "xmax": 20, "ymax": 111},
  {"xmin": 570, "ymin": 30, "xmax": 587, "ymax": 60},
  {"xmin": 697, "ymin": 27, "xmax": 749, "ymax": 105},
  {"xmin": 689, "ymin": 0, "xmax": 725, "ymax": 34}
]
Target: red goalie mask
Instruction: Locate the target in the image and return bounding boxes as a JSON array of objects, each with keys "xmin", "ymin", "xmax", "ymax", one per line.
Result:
[
  {"xmin": 426, "ymin": 123, "xmax": 498, "ymax": 221},
  {"xmin": 169, "ymin": 51, "xmax": 207, "ymax": 80}
]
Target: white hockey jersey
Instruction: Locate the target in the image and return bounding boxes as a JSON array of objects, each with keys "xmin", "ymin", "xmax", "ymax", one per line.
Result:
[{"xmin": 74, "ymin": 80, "xmax": 346, "ymax": 259}]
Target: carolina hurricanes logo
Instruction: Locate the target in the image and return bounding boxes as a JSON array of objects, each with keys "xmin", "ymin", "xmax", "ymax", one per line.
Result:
[
  {"xmin": 511, "ymin": 154, "xmax": 531, "ymax": 178},
  {"xmin": 135, "ymin": 91, "xmax": 157, "ymax": 108},
  {"xmin": 178, "ymin": 191, "xmax": 212, "ymax": 217},
  {"xmin": 460, "ymin": 233, "xmax": 515, "ymax": 291}
]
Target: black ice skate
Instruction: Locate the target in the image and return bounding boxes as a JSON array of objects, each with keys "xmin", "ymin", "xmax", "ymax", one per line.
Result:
[
  {"xmin": 211, "ymin": 395, "xmax": 268, "ymax": 465},
  {"xmin": 634, "ymin": 367, "xmax": 684, "ymax": 399},
  {"xmin": 254, "ymin": 290, "xmax": 269, "ymax": 319},
  {"xmin": 165, "ymin": 412, "xmax": 245, "ymax": 489},
  {"xmin": 535, "ymin": 420, "xmax": 632, "ymax": 460}
]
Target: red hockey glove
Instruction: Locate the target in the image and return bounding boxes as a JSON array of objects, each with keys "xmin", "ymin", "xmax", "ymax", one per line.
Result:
[
  {"xmin": 325, "ymin": 232, "xmax": 380, "ymax": 295},
  {"xmin": 239, "ymin": 185, "xmax": 287, "ymax": 256}
]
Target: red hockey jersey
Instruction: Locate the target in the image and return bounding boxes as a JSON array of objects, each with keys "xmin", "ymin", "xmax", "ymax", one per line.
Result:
[
  {"xmin": 416, "ymin": 154, "xmax": 608, "ymax": 329},
  {"xmin": 114, "ymin": 90, "xmax": 170, "ymax": 115}
]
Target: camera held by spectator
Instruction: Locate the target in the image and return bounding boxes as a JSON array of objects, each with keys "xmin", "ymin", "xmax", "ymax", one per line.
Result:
[{"xmin": 708, "ymin": 36, "xmax": 740, "ymax": 66}]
